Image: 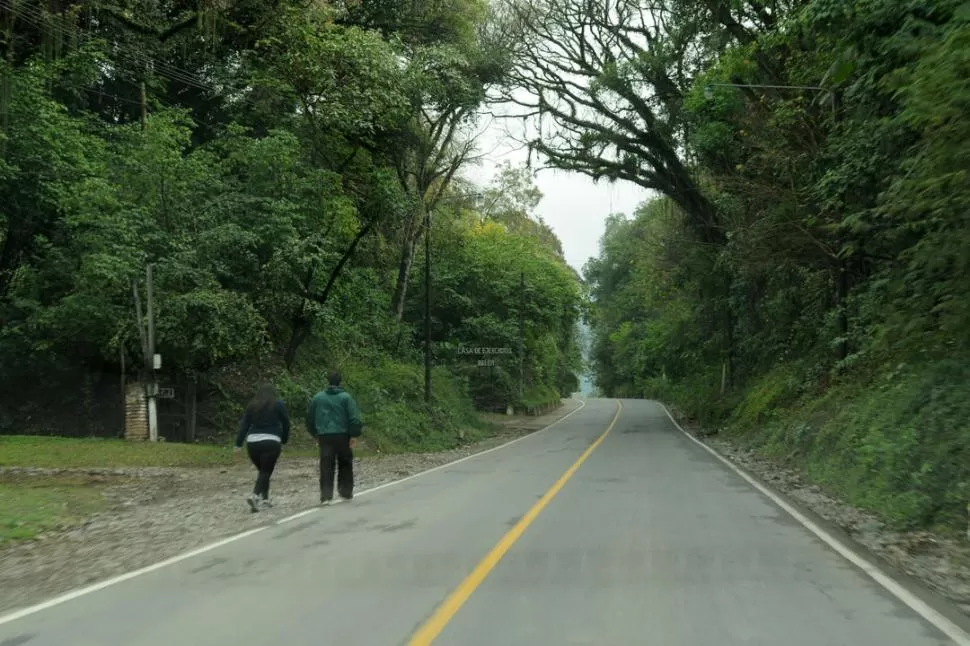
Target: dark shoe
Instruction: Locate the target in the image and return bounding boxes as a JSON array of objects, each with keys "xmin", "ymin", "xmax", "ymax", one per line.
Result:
[
  {"xmin": 247, "ymin": 494, "xmax": 260, "ymax": 513},
  {"xmin": 320, "ymin": 496, "xmax": 333, "ymax": 506},
  {"xmin": 339, "ymin": 493, "xmax": 353, "ymax": 502}
]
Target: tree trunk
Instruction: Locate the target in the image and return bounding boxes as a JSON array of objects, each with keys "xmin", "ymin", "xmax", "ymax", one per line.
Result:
[
  {"xmin": 666, "ymin": 160, "xmax": 726, "ymax": 247},
  {"xmin": 836, "ymin": 261, "xmax": 849, "ymax": 363},
  {"xmin": 391, "ymin": 234, "xmax": 418, "ymax": 321},
  {"xmin": 0, "ymin": 228, "xmax": 24, "ymax": 300},
  {"xmin": 185, "ymin": 374, "xmax": 197, "ymax": 443},
  {"xmin": 285, "ymin": 219, "xmax": 377, "ymax": 371},
  {"xmin": 283, "ymin": 316, "xmax": 312, "ymax": 372}
]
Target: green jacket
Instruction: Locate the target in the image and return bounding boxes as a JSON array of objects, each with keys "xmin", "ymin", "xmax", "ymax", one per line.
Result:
[{"xmin": 306, "ymin": 386, "xmax": 363, "ymax": 437}]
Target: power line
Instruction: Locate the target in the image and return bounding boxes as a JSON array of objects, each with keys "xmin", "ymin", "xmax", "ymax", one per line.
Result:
[
  {"xmin": 1, "ymin": 0, "xmax": 217, "ymax": 93},
  {"xmin": 0, "ymin": 0, "xmax": 279, "ymax": 117},
  {"xmin": 59, "ymin": 77, "xmax": 148, "ymax": 107},
  {"xmin": 8, "ymin": 1, "xmax": 275, "ymax": 114},
  {"xmin": 4, "ymin": 0, "xmax": 215, "ymax": 91},
  {"xmin": 0, "ymin": 78, "xmax": 158, "ymax": 123}
]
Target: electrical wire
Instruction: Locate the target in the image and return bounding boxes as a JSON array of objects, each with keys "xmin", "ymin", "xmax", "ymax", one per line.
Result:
[
  {"xmin": 4, "ymin": 0, "xmax": 215, "ymax": 91},
  {"xmin": 0, "ymin": 0, "xmax": 218, "ymax": 93},
  {"xmin": 0, "ymin": 0, "xmax": 278, "ymax": 116}
]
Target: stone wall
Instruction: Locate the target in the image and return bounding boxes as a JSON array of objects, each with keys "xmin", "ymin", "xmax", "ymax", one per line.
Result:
[{"xmin": 124, "ymin": 382, "xmax": 148, "ymax": 441}]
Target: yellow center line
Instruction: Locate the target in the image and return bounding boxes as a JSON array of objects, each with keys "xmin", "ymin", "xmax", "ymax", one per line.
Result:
[{"xmin": 408, "ymin": 400, "xmax": 624, "ymax": 646}]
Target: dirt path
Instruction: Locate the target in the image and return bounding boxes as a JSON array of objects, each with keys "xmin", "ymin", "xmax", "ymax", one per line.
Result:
[{"xmin": 0, "ymin": 401, "xmax": 581, "ymax": 616}]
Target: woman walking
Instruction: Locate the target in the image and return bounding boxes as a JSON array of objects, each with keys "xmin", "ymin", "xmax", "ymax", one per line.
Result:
[{"xmin": 234, "ymin": 383, "xmax": 290, "ymax": 512}]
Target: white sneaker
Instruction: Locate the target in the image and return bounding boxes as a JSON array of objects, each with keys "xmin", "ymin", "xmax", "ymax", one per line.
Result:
[
  {"xmin": 261, "ymin": 498, "xmax": 274, "ymax": 508},
  {"xmin": 246, "ymin": 494, "xmax": 260, "ymax": 513}
]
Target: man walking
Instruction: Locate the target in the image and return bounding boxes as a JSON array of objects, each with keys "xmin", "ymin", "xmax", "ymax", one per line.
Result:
[{"xmin": 306, "ymin": 371, "xmax": 363, "ymax": 505}]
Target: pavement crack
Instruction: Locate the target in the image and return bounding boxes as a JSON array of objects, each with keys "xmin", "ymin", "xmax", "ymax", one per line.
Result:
[{"xmin": 188, "ymin": 557, "xmax": 227, "ymax": 574}]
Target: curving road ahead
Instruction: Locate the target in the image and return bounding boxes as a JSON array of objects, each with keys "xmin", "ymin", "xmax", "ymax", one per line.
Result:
[{"xmin": 1, "ymin": 399, "xmax": 969, "ymax": 646}]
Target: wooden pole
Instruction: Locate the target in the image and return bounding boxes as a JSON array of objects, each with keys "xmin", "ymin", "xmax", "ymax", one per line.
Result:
[
  {"xmin": 519, "ymin": 271, "xmax": 525, "ymax": 400},
  {"xmin": 423, "ymin": 199, "xmax": 431, "ymax": 404},
  {"xmin": 132, "ymin": 278, "xmax": 148, "ymax": 365},
  {"xmin": 146, "ymin": 264, "xmax": 155, "ymax": 365},
  {"xmin": 145, "ymin": 264, "xmax": 158, "ymax": 441},
  {"xmin": 140, "ymin": 81, "xmax": 147, "ymax": 130},
  {"xmin": 119, "ymin": 342, "xmax": 126, "ymax": 438}
]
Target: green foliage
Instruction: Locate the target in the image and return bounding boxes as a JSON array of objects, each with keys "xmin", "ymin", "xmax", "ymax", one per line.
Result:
[
  {"xmin": 583, "ymin": 0, "xmax": 970, "ymax": 533},
  {"xmin": 731, "ymin": 360, "xmax": 970, "ymax": 532},
  {"xmin": 730, "ymin": 365, "xmax": 806, "ymax": 431},
  {"xmin": 0, "ymin": 474, "xmax": 109, "ymax": 544},
  {"xmin": 0, "ymin": 436, "xmax": 236, "ymax": 468},
  {"xmin": 517, "ymin": 384, "xmax": 561, "ymax": 411},
  {"xmin": 0, "ymin": 2, "xmax": 577, "ymax": 452},
  {"xmin": 266, "ymin": 352, "xmax": 488, "ymax": 454},
  {"xmin": 424, "ymin": 185, "xmax": 582, "ymax": 410}
]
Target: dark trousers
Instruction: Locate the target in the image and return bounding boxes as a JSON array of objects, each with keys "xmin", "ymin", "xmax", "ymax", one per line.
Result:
[
  {"xmin": 318, "ymin": 434, "xmax": 353, "ymax": 500},
  {"xmin": 247, "ymin": 440, "xmax": 281, "ymax": 499}
]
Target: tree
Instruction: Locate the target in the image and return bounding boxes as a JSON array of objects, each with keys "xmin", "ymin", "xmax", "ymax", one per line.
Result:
[
  {"xmin": 386, "ymin": 28, "xmax": 509, "ymax": 320},
  {"xmin": 496, "ymin": 0, "xmax": 741, "ymax": 244},
  {"xmin": 475, "ymin": 161, "xmax": 564, "ymax": 258},
  {"xmin": 426, "ymin": 214, "xmax": 582, "ymax": 409},
  {"xmin": 0, "ymin": 0, "xmax": 582, "ymax": 444}
]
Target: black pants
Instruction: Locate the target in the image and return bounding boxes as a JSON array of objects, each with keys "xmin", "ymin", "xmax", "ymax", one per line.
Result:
[
  {"xmin": 247, "ymin": 440, "xmax": 281, "ymax": 499},
  {"xmin": 318, "ymin": 434, "xmax": 353, "ymax": 500}
]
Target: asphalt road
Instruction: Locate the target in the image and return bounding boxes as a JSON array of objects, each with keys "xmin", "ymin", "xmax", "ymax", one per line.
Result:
[{"xmin": 0, "ymin": 398, "xmax": 966, "ymax": 646}]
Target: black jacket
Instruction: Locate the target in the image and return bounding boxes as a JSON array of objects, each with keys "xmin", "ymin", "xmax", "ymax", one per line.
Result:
[{"xmin": 235, "ymin": 400, "xmax": 291, "ymax": 447}]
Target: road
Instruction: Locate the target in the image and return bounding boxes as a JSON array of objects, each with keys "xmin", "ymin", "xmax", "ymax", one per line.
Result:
[{"xmin": 1, "ymin": 398, "xmax": 967, "ymax": 645}]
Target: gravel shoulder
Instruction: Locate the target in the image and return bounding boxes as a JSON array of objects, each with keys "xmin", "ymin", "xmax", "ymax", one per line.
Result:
[
  {"xmin": 0, "ymin": 400, "xmax": 582, "ymax": 616},
  {"xmin": 670, "ymin": 409, "xmax": 970, "ymax": 618}
]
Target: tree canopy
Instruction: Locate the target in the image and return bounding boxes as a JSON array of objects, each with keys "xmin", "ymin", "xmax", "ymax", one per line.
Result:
[
  {"xmin": 0, "ymin": 0, "xmax": 583, "ymax": 444},
  {"xmin": 563, "ymin": 0, "xmax": 970, "ymax": 531}
]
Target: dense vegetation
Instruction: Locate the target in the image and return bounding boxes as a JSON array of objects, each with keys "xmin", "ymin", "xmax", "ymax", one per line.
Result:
[
  {"xmin": 512, "ymin": 0, "xmax": 970, "ymax": 534},
  {"xmin": 0, "ymin": 0, "xmax": 582, "ymax": 451},
  {"xmin": 4, "ymin": 0, "xmax": 967, "ymax": 537}
]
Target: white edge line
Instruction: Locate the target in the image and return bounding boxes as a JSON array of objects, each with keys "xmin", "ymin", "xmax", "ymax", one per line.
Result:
[
  {"xmin": 350, "ymin": 398, "xmax": 587, "ymax": 500},
  {"xmin": 0, "ymin": 527, "xmax": 266, "ymax": 625},
  {"xmin": 0, "ymin": 399, "xmax": 588, "ymax": 627},
  {"xmin": 660, "ymin": 403, "xmax": 970, "ymax": 646}
]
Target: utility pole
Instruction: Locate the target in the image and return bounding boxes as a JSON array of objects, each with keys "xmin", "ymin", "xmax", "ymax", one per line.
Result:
[
  {"xmin": 145, "ymin": 264, "xmax": 158, "ymax": 441},
  {"xmin": 139, "ymin": 81, "xmax": 147, "ymax": 131},
  {"xmin": 831, "ymin": 88, "xmax": 848, "ymax": 365},
  {"xmin": 132, "ymin": 278, "xmax": 147, "ymax": 372},
  {"xmin": 518, "ymin": 271, "xmax": 525, "ymax": 400},
  {"xmin": 423, "ymin": 198, "xmax": 432, "ymax": 404},
  {"xmin": 130, "ymin": 269, "xmax": 158, "ymax": 441}
]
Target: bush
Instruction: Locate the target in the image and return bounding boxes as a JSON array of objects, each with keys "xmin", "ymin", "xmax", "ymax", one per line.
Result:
[
  {"xmin": 735, "ymin": 359, "xmax": 970, "ymax": 532},
  {"xmin": 515, "ymin": 384, "xmax": 560, "ymax": 413},
  {"xmin": 273, "ymin": 358, "xmax": 489, "ymax": 454}
]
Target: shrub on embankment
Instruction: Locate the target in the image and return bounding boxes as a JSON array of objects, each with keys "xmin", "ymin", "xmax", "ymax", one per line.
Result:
[
  {"xmin": 582, "ymin": 0, "xmax": 970, "ymax": 537},
  {"xmin": 659, "ymin": 360, "xmax": 970, "ymax": 535}
]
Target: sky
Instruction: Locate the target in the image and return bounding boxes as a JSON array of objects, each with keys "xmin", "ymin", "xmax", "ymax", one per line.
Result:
[{"xmin": 459, "ymin": 114, "xmax": 652, "ymax": 276}]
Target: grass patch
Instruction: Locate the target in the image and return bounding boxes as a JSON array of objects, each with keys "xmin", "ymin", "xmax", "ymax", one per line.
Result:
[
  {"xmin": 0, "ymin": 436, "xmax": 238, "ymax": 468},
  {"xmin": 274, "ymin": 357, "xmax": 494, "ymax": 454},
  {"xmin": 1, "ymin": 352, "xmax": 504, "ymax": 467},
  {"xmin": 515, "ymin": 384, "xmax": 561, "ymax": 412},
  {"xmin": 0, "ymin": 434, "xmax": 363, "ymax": 468},
  {"xmin": 0, "ymin": 474, "xmax": 109, "ymax": 543},
  {"xmin": 712, "ymin": 358, "xmax": 970, "ymax": 534}
]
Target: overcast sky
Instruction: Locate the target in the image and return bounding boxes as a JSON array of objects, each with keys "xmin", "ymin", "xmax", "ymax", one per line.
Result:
[{"xmin": 459, "ymin": 114, "xmax": 652, "ymax": 276}]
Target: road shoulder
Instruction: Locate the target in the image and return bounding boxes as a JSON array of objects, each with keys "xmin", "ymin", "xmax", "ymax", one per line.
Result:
[
  {"xmin": 665, "ymin": 403, "xmax": 970, "ymax": 633},
  {"xmin": 0, "ymin": 399, "xmax": 583, "ymax": 616}
]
